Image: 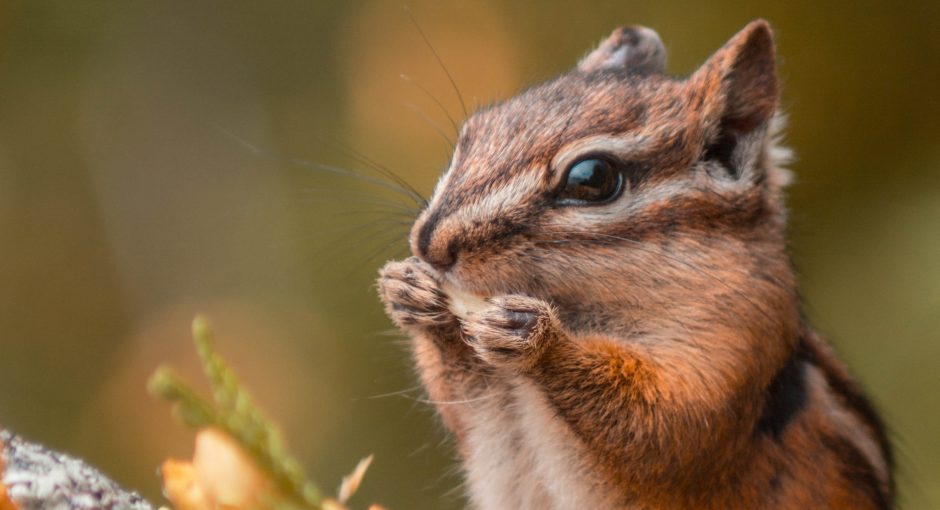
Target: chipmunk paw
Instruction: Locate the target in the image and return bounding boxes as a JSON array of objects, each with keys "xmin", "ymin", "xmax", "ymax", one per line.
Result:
[
  {"xmin": 378, "ymin": 257, "xmax": 455, "ymax": 331},
  {"xmin": 461, "ymin": 295, "xmax": 558, "ymax": 370}
]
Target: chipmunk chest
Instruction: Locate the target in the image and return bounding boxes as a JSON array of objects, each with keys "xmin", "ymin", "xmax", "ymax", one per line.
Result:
[{"xmin": 461, "ymin": 377, "xmax": 619, "ymax": 510}]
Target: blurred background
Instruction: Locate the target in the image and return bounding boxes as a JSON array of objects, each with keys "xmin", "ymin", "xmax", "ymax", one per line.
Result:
[{"xmin": 0, "ymin": 1, "xmax": 937, "ymax": 508}]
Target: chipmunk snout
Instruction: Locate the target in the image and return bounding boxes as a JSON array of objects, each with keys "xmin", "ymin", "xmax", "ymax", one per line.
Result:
[{"xmin": 412, "ymin": 209, "xmax": 458, "ymax": 272}]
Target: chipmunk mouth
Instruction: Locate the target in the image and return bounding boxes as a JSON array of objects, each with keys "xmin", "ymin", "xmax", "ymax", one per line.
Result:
[{"xmin": 440, "ymin": 279, "xmax": 489, "ymax": 320}]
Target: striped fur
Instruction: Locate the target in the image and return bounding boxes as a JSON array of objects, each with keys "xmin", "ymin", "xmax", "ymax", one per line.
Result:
[{"xmin": 378, "ymin": 20, "xmax": 892, "ymax": 509}]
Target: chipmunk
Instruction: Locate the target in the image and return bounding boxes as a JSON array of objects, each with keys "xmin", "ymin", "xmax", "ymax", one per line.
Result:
[{"xmin": 377, "ymin": 20, "xmax": 893, "ymax": 509}]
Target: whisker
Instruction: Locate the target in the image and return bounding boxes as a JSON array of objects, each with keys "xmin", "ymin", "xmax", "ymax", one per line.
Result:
[
  {"xmin": 400, "ymin": 73, "xmax": 460, "ymax": 136},
  {"xmin": 354, "ymin": 232, "xmax": 413, "ymax": 270},
  {"xmin": 308, "ymin": 221, "xmax": 406, "ymax": 261},
  {"xmin": 409, "ymin": 392, "xmax": 499, "ymax": 406},
  {"xmin": 215, "ymin": 126, "xmax": 425, "ymax": 206},
  {"xmin": 407, "ymin": 442, "xmax": 431, "ymax": 459},
  {"xmin": 362, "ymin": 385, "xmax": 424, "ymax": 400},
  {"xmin": 295, "ymin": 190, "xmax": 420, "ymax": 216},
  {"xmin": 406, "ymin": 7, "xmax": 469, "ymax": 119},
  {"xmin": 297, "ymin": 162, "xmax": 422, "ymax": 205},
  {"xmin": 301, "ymin": 207, "xmax": 416, "ymax": 224},
  {"xmin": 309, "ymin": 134, "xmax": 429, "ymax": 208},
  {"xmin": 315, "ymin": 219, "xmax": 408, "ymax": 247},
  {"xmin": 404, "ymin": 101, "xmax": 456, "ymax": 152},
  {"xmin": 305, "ymin": 218, "xmax": 411, "ymax": 240},
  {"xmin": 325, "ymin": 228, "xmax": 409, "ymax": 279},
  {"xmin": 329, "ymin": 208, "xmax": 416, "ymax": 220}
]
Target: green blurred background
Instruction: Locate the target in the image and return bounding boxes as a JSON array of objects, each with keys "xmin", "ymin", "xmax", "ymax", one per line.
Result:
[{"xmin": 0, "ymin": 1, "xmax": 937, "ymax": 508}]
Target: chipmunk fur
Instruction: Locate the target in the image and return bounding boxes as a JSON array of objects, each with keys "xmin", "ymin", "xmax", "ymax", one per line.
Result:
[{"xmin": 378, "ymin": 20, "xmax": 893, "ymax": 510}]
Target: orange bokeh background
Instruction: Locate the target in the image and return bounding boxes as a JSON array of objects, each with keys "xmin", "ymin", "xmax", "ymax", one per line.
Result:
[{"xmin": 0, "ymin": 1, "xmax": 938, "ymax": 508}]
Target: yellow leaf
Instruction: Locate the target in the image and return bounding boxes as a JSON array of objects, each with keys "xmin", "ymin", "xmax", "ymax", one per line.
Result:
[
  {"xmin": 160, "ymin": 459, "xmax": 210, "ymax": 510},
  {"xmin": 160, "ymin": 428, "xmax": 284, "ymax": 510},
  {"xmin": 337, "ymin": 455, "xmax": 373, "ymax": 504},
  {"xmin": 192, "ymin": 428, "xmax": 274, "ymax": 507}
]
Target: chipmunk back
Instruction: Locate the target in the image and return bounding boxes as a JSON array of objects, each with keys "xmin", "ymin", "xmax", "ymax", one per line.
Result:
[{"xmin": 378, "ymin": 20, "xmax": 893, "ymax": 509}]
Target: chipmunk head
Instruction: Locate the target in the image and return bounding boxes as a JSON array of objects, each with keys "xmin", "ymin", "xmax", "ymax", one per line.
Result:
[{"xmin": 411, "ymin": 20, "xmax": 796, "ymax": 331}]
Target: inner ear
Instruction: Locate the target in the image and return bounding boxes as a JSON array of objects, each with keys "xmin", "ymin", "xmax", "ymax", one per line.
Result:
[
  {"xmin": 702, "ymin": 129, "xmax": 740, "ymax": 177},
  {"xmin": 692, "ymin": 20, "xmax": 779, "ymax": 179}
]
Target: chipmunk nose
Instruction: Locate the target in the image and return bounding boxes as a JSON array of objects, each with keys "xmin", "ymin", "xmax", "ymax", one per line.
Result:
[{"xmin": 413, "ymin": 209, "xmax": 458, "ymax": 272}]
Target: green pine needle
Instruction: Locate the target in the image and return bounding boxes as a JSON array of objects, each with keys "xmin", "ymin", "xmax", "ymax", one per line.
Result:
[
  {"xmin": 147, "ymin": 366, "xmax": 218, "ymax": 428},
  {"xmin": 148, "ymin": 315, "xmax": 323, "ymax": 509}
]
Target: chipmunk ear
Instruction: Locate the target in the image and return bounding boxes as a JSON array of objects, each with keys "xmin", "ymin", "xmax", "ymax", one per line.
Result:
[
  {"xmin": 690, "ymin": 20, "xmax": 778, "ymax": 179},
  {"xmin": 578, "ymin": 26, "xmax": 666, "ymax": 75}
]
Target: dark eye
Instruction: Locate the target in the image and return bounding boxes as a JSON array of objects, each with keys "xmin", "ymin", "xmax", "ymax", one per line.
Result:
[{"xmin": 557, "ymin": 157, "xmax": 623, "ymax": 204}]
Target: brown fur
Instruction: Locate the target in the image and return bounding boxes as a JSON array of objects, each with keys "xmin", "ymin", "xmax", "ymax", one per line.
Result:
[{"xmin": 378, "ymin": 20, "xmax": 892, "ymax": 509}]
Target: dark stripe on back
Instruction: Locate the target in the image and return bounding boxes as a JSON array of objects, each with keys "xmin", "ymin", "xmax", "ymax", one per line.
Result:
[
  {"xmin": 801, "ymin": 331, "xmax": 895, "ymax": 500},
  {"xmin": 821, "ymin": 433, "xmax": 892, "ymax": 510},
  {"xmin": 755, "ymin": 347, "xmax": 808, "ymax": 439},
  {"xmin": 802, "ymin": 337, "xmax": 894, "ymax": 469}
]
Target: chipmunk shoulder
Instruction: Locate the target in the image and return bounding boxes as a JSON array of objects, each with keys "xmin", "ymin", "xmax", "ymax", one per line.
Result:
[{"xmin": 378, "ymin": 19, "xmax": 893, "ymax": 510}]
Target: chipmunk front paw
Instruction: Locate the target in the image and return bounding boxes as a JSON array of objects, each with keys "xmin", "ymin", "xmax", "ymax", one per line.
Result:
[
  {"xmin": 461, "ymin": 295, "xmax": 560, "ymax": 370},
  {"xmin": 378, "ymin": 257, "xmax": 456, "ymax": 331}
]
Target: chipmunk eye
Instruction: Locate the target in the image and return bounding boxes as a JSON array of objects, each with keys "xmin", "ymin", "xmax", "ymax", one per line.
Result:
[{"xmin": 557, "ymin": 157, "xmax": 623, "ymax": 204}]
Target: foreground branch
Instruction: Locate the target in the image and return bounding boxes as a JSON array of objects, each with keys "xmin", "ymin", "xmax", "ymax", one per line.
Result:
[{"xmin": 0, "ymin": 430, "xmax": 153, "ymax": 510}]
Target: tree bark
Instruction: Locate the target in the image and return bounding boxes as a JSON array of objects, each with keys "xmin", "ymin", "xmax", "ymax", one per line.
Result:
[{"xmin": 1, "ymin": 430, "xmax": 154, "ymax": 510}]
